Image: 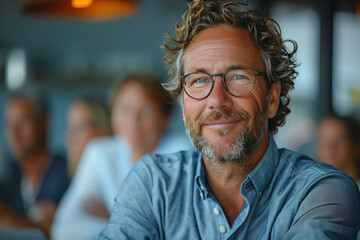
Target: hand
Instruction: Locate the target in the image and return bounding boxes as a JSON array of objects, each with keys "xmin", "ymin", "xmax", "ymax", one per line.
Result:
[
  {"xmin": 83, "ymin": 197, "xmax": 110, "ymax": 219},
  {"xmin": 34, "ymin": 201, "xmax": 57, "ymax": 235}
]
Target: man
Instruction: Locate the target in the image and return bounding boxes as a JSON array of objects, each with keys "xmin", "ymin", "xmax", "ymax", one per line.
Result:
[
  {"xmin": 100, "ymin": 1, "xmax": 360, "ymax": 239},
  {"xmin": 0, "ymin": 90, "xmax": 69, "ymax": 237}
]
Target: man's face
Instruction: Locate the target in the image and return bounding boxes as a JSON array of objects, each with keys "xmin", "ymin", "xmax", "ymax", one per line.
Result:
[
  {"xmin": 5, "ymin": 98, "xmax": 44, "ymax": 160},
  {"xmin": 183, "ymin": 25, "xmax": 278, "ymax": 163}
]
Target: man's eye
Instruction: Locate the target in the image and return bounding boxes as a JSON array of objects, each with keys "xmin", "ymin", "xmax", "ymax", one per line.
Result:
[
  {"xmin": 232, "ymin": 75, "xmax": 246, "ymax": 80},
  {"xmin": 194, "ymin": 78, "xmax": 208, "ymax": 83}
]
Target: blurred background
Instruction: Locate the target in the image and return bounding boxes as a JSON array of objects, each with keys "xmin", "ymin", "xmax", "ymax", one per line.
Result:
[{"xmin": 0, "ymin": 0, "xmax": 359, "ymax": 159}]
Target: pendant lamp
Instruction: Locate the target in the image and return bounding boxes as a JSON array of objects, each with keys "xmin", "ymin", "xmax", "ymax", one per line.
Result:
[{"xmin": 21, "ymin": 0, "xmax": 139, "ymax": 21}]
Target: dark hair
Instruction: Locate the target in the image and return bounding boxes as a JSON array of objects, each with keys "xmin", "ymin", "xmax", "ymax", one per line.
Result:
[
  {"xmin": 162, "ymin": 0, "xmax": 298, "ymax": 134},
  {"xmin": 109, "ymin": 72, "xmax": 173, "ymax": 116}
]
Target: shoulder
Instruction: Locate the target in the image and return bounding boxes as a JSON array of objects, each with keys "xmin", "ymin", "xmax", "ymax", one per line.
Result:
[
  {"xmin": 47, "ymin": 154, "xmax": 68, "ymax": 177},
  {"xmin": 277, "ymin": 148, "xmax": 359, "ymax": 204},
  {"xmin": 50, "ymin": 154, "xmax": 66, "ymax": 166},
  {"xmin": 81, "ymin": 136, "xmax": 124, "ymax": 161},
  {"xmin": 269, "ymin": 149, "xmax": 360, "ymax": 237},
  {"xmin": 139, "ymin": 150, "xmax": 199, "ymax": 170},
  {"xmin": 124, "ymin": 150, "xmax": 200, "ymax": 187},
  {"xmin": 116, "ymin": 150, "xmax": 201, "ymax": 209},
  {"xmin": 86, "ymin": 136, "xmax": 121, "ymax": 151},
  {"xmin": 278, "ymin": 148, "xmax": 347, "ymax": 181}
]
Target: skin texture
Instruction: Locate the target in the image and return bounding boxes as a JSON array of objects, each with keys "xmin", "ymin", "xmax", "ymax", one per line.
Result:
[
  {"xmin": 183, "ymin": 25, "xmax": 281, "ymax": 226},
  {"xmin": 316, "ymin": 117, "xmax": 360, "ymax": 181},
  {"xmin": 66, "ymin": 101, "xmax": 110, "ymax": 176}
]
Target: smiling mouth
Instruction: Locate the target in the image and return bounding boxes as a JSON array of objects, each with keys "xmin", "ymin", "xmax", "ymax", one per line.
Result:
[{"xmin": 203, "ymin": 120, "xmax": 241, "ymax": 130}]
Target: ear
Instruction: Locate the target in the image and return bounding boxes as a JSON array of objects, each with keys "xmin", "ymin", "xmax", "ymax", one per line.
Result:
[{"xmin": 268, "ymin": 81, "xmax": 281, "ymax": 119}]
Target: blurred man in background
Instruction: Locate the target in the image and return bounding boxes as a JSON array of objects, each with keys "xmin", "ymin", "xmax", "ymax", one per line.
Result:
[
  {"xmin": 65, "ymin": 98, "xmax": 112, "ymax": 177},
  {"xmin": 0, "ymin": 90, "xmax": 69, "ymax": 237}
]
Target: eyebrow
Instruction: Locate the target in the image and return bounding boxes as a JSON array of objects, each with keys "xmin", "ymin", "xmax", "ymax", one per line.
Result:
[{"xmin": 185, "ymin": 65, "xmax": 251, "ymax": 75}]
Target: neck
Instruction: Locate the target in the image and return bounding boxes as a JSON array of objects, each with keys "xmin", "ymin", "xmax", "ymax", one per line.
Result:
[{"xmin": 203, "ymin": 132, "xmax": 270, "ymax": 226}]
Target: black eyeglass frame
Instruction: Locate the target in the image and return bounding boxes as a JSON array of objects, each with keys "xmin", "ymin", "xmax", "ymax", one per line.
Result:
[{"xmin": 178, "ymin": 69, "xmax": 265, "ymax": 100}]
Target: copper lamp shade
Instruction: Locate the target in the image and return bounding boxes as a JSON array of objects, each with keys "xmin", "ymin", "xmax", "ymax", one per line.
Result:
[{"xmin": 21, "ymin": 0, "xmax": 139, "ymax": 21}]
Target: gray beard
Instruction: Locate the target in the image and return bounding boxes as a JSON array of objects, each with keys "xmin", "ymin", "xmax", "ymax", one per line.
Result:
[{"xmin": 185, "ymin": 108, "xmax": 268, "ymax": 164}]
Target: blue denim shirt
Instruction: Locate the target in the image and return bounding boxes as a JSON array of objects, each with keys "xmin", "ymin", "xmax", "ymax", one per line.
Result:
[{"xmin": 100, "ymin": 135, "xmax": 360, "ymax": 239}]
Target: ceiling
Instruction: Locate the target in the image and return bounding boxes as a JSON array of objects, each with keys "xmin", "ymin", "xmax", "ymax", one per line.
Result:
[
  {"xmin": 1, "ymin": 0, "xmax": 358, "ymax": 87},
  {"xmin": 0, "ymin": 0, "xmax": 188, "ymax": 85}
]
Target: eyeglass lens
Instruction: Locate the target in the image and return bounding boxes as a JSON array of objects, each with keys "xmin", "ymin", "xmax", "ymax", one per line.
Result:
[{"xmin": 183, "ymin": 69, "xmax": 256, "ymax": 99}]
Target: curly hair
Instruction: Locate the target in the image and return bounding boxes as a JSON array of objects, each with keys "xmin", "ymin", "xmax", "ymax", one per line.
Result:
[{"xmin": 162, "ymin": 0, "xmax": 298, "ymax": 134}]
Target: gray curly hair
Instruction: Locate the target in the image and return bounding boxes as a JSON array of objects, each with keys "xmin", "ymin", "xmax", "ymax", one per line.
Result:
[{"xmin": 162, "ymin": 0, "xmax": 298, "ymax": 134}]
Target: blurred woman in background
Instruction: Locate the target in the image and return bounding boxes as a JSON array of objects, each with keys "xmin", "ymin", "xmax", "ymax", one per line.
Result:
[
  {"xmin": 316, "ymin": 114, "xmax": 360, "ymax": 188},
  {"xmin": 51, "ymin": 72, "xmax": 192, "ymax": 240},
  {"xmin": 65, "ymin": 98, "xmax": 112, "ymax": 177}
]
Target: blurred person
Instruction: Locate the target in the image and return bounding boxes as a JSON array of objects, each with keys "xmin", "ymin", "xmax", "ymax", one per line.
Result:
[
  {"xmin": 51, "ymin": 72, "xmax": 192, "ymax": 240},
  {"xmin": 100, "ymin": 1, "xmax": 360, "ymax": 239},
  {"xmin": 65, "ymin": 98, "xmax": 112, "ymax": 177},
  {"xmin": 0, "ymin": 90, "xmax": 70, "ymax": 237},
  {"xmin": 316, "ymin": 114, "xmax": 360, "ymax": 187}
]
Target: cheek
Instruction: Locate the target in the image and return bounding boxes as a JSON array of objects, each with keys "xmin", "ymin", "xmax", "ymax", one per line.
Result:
[
  {"xmin": 112, "ymin": 113, "xmax": 126, "ymax": 134},
  {"xmin": 183, "ymin": 97, "xmax": 204, "ymax": 123},
  {"xmin": 24, "ymin": 124, "xmax": 36, "ymax": 139},
  {"xmin": 141, "ymin": 115, "xmax": 164, "ymax": 132}
]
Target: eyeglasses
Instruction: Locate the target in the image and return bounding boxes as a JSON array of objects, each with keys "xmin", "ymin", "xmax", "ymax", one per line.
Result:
[{"xmin": 178, "ymin": 69, "xmax": 265, "ymax": 100}]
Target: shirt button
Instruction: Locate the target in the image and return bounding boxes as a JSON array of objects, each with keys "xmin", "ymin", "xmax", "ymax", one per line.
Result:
[
  {"xmin": 219, "ymin": 225, "xmax": 226, "ymax": 233},
  {"xmin": 200, "ymin": 192, "xmax": 204, "ymax": 199},
  {"xmin": 200, "ymin": 185, "xmax": 206, "ymax": 191},
  {"xmin": 213, "ymin": 207, "xmax": 220, "ymax": 215}
]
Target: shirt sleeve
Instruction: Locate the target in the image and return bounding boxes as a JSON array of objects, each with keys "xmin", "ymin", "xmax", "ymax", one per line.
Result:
[
  {"xmin": 283, "ymin": 174, "xmax": 360, "ymax": 240},
  {"xmin": 99, "ymin": 155, "xmax": 161, "ymax": 240},
  {"xmin": 51, "ymin": 142, "xmax": 108, "ymax": 240}
]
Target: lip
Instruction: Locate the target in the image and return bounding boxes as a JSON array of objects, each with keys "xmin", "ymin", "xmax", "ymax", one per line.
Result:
[{"xmin": 203, "ymin": 119, "xmax": 240, "ymax": 130}]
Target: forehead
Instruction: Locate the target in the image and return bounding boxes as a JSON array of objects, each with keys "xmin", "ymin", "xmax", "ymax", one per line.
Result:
[
  {"xmin": 69, "ymin": 102, "xmax": 91, "ymax": 117},
  {"xmin": 115, "ymin": 81, "xmax": 160, "ymax": 107},
  {"xmin": 319, "ymin": 119, "xmax": 348, "ymax": 136},
  {"xmin": 7, "ymin": 98, "xmax": 35, "ymax": 114},
  {"xmin": 183, "ymin": 24, "xmax": 264, "ymax": 73},
  {"xmin": 117, "ymin": 81, "xmax": 148, "ymax": 100}
]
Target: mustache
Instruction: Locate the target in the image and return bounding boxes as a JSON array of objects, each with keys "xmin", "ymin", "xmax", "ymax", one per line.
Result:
[{"xmin": 197, "ymin": 109, "xmax": 250, "ymax": 126}]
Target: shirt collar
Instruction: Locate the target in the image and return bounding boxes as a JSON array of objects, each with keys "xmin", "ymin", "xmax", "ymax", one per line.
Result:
[
  {"xmin": 194, "ymin": 134, "xmax": 279, "ymax": 197},
  {"xmin": 246, "ymin": 134, "xmax": 279, "ymax": 195}
]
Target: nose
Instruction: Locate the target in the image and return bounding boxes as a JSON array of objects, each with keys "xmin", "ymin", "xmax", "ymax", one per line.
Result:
[{"xmin": 206, "ymin": 75, "xmax": 232, "ymax": 110}]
